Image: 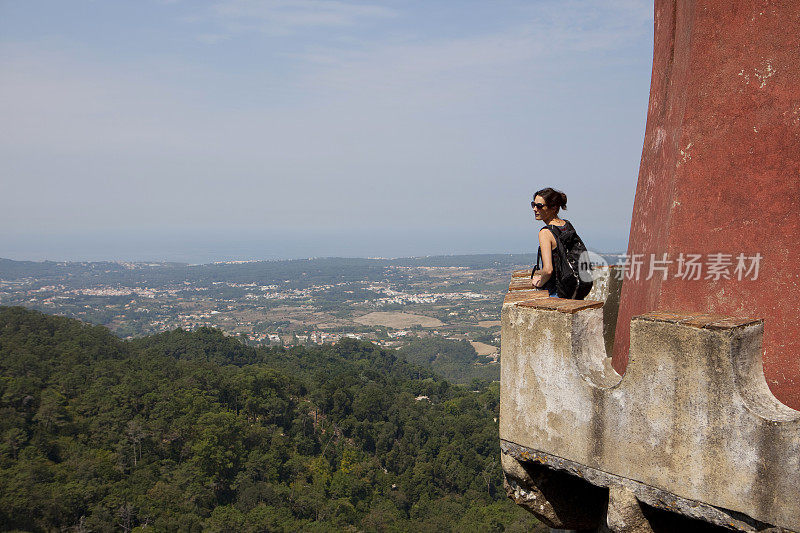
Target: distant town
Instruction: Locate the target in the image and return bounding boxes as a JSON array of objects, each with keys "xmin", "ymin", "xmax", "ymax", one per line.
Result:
[{"xmin": 0, "ymin": 254, "xmax": 623, "ymax": 367}]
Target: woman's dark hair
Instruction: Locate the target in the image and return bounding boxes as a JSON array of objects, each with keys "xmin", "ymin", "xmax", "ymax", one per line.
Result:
[{"xmin": 534, "ymin": 187, "xmax": 567, "ymax": 210}]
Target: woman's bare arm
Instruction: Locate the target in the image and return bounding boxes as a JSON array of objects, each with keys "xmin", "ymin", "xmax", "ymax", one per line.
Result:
[{"xmin": 533, "ymin": 228, "xmax": 556, "ymax": 288}]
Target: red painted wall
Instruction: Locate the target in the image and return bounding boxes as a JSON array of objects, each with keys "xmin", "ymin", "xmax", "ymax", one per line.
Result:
[{"xmin": 614, "ymin": 0, "xmax": 800, "ymax": 409}]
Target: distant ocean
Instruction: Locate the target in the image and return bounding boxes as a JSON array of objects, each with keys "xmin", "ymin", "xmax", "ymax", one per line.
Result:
[{"xmin": 0, "ymin": 228, "xmax": 628, "ymax": 264}]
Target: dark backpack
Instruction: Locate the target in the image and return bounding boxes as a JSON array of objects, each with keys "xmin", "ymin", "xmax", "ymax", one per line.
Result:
[{"xmin": 536, "ymin": 221, "xmax": 593, "ymax": 300}]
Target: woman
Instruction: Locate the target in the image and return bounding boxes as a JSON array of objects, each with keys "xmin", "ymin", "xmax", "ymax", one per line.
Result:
[{"xmin": 530, "ymin": 187, "xmax": 590, "ymax": 299}]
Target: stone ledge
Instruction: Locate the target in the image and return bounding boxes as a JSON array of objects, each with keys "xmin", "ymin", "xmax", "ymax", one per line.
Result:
[
  {"xmin": 501, "ymin": 441, "xmax": 782, "ymax": 533},
  {"xmin": 516, "ymin": 298, "xmax": 604, "ymax": 314},
  {"xmin": 509, "ymin": 278, "xmax": 537, "ymax": 291},
  {"xmin": 503, "ymin": 289, "xmax": 550, "ymax": 305},
  {"xmin": 500, "ymin": 303, "xmax": 800, "ymax": 530},
  {"xmin": 512, "ymin": 268, "xmax": 534, "ymax": 278},
  {"xmin": 635, "ymin": 311, "xmax": 761, "ymax": 330}
]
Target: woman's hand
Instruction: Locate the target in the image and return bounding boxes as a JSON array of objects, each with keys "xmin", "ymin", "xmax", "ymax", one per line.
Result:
[{"xmin": 531, "ymin": 273, "xmax": 543, "ymax": 288}]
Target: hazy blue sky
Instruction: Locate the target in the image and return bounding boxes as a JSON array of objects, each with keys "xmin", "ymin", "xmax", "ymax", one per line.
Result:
[{"xmin": 1, "ymin": 0, "xmax": 653, "ymax": 262}]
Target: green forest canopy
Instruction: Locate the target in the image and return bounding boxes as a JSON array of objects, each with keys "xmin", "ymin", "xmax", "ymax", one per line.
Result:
[{"xmin": 0, "ymin": 306, "xmax": 542, "ymax": 532}]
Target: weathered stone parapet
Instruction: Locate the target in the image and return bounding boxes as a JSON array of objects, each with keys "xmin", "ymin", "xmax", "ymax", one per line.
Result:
[
  {"xmin": 587, "ymin": 266, "xmax": 624, "ymax": 360},
  {"xmin": 500, "ymin": 300, "xmax": 800, "ymax": 531}
]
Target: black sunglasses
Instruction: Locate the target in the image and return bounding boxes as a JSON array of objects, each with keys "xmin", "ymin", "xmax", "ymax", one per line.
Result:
[{"xmin": 531, "ymin": 202, "xmax": 548, "ymax": 209}]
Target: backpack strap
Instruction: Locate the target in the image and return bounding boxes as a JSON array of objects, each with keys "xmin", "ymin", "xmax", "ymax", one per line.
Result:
[{"xmin": 546, "ymin": 224, "xmax": 564, "ymax": 248}]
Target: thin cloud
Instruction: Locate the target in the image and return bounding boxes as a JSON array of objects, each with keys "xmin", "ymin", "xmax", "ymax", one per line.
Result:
[
  {"xmin": 287, "ymin": 1, "xmax": 652, "ymax": 108},
  {"xmin": 196, "ymin": 33, "xmax": 230, "ymax": 44},
  {"xmin": 207, "ymin": 0, "xmax": 397, "ymax": 35}
]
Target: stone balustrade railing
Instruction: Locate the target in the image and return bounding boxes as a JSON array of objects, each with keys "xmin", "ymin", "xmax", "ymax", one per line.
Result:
[{"xmin": 500, "ymin": 273, "xmax": 800, "ymax": 532}]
